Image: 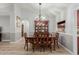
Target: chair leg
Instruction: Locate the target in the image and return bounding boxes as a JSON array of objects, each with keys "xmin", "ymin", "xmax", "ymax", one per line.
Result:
[
  {"xmin": 24, "ymin": 43, "xmax": 28, "ymax": 51},
  {"xmin": 40, "ymin": 45, "xmax": 42, "ymax": 52},
  {"xmin": 53, "ymin": 39, "xmax": 56, "ymax": 51},
  {"xmin": 27, "ymin": 43, "xmax": 28, "ymax": 51},
  {"xmin": 32, "ymin": 47, "xmax": 34, "ymax": 52},
  {"xmin": 24, "ymin": 45, "xmax": 25, "ymax": 49},
  {"xmin": 24, "ymin": 43, "xmax": 26, "ymax": 50},
  {"xmin": 50, "ymin": 46, "xmax": 52, "ymax": 52},
  {"xmin": 43, "ymin": 46, "xmax": 45, "ymax": 52},
  {"xmin": 57, "ymin": 40, "xmax": 59, "ymax": 48},
  {"xmin": 32, "ymin": 44, "xmax": 35, "ymax": 52}
]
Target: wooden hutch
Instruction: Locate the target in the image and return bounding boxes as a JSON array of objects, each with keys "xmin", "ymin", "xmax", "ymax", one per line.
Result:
[
  {"xmin": 34, "ymin": 20, "xmax": 48, "ymax": 32},
  {"xmin": 34, "ymin": 20, "xmax": 49, "ymax": 37}
]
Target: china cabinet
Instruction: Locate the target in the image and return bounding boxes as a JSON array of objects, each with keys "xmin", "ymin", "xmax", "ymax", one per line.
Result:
[{"xmin": 34, "ymin": 20, "xmax": 49, "ymax": 33}]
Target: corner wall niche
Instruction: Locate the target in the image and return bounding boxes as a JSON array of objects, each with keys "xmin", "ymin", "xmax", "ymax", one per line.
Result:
[{"xmin": 57, "ymin": 20, "xmax": 65, "ymax": 32}]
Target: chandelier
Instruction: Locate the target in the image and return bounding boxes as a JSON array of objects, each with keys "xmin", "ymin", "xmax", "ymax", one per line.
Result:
[
  {"xmin": 35, "ymin": 3, "xmax": 47, "ymax": 21},
  {"xmin": 39, "ymin": 3, "xmax": 41, "ymax": 20},
  {"xmin": 35, "ymin": 3, "xmax": 47, "ymax": 26}
]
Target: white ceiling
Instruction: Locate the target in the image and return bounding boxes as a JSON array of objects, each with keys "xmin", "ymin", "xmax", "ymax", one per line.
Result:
[
  {"xmin": 18, "ymin": 3, "xmax": 71, "ymax": 9},
  {"xmin": 0, "ymin": 3, "xmax": 73, "ymax": 12},
  {"xmin": 17, "ymin": 3, "xmax": 72, "ymax": 16},
  {"xmin": 0, "ymin": 3, "xmax": 73, "ymax": 17},
  {"xmin": 0, "ymin": 3, "xmax": 72, "ymax": 12},
  {"xmin": 0, "ymin": 3, "xmax": 12, "ymax": 8}
]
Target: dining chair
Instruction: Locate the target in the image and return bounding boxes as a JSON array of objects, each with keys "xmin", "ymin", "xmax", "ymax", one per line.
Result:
[
  {"xmin": 32, "ymin": 32, "xmax": 41, "ymax": 52},
  {"xmin": 40, "ymin": 32, "xmax": 53, "ymax": 52},
  {"xmin": 55, "ymin": 32, "xmax": 59, "ymax": 48},
  {"xmin": 48, "ymin": 33, "xmax": 53, "ymax": 52},
  {"xmin": 24, "ymin": 33, "xmax": 28, "ymax": 51}
]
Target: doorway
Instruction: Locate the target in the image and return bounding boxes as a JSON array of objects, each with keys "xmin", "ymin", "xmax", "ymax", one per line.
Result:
[
  {"xmin": 21, "ymin": 24, "xmax": 24, "ymax": 37},
  {"xmin": 21, "ymin": 20, "xmax": 29, "ymax": 37}
]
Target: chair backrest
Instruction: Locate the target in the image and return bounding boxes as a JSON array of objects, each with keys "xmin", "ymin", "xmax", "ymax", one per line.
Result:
[
  {"xmin": 24, "ymin": 33, "xmax": 28, "ymax": 44},
  {"xmin": 52, "ymin": 32, "xmax": 56, "ymax": 37},
  {"xmin": 34, "ymin": 32, "xmax": 50, "ymax": 43},
  {"xmin": 56, "ymin": 32, "xmax": 59, "ymax": 39},
  {"xmin": 24, "ymin": 32, "xmax": 27, "ymax": 38},
  {"xmin": 33, "ymin": 32, "xmax": 40, "ymax": 43}
]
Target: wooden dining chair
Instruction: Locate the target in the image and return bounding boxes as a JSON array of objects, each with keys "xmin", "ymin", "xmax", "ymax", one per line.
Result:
[
  {"xmin": 46, "ymin": 33, "xmax": 53, "ymax": 52},
  {"xmin": 40, "ymin": 32, "xmax": 53, "ymax": 52},
  {"xmin": 32, "ymin": 32, "xmax": 41, "ymax": 52},
  {"xmin": 55, "ymin": 32, "xmax": 59, "ymax": 48},
  {"xmin": 39, "ymin": 33, "xmax": 46, "ymax": 52},
  {"xmin": 24, "ymin": 33, "xmax": 28, "ymax": 51}
]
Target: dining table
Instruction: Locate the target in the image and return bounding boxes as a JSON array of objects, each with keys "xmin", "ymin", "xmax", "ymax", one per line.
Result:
[{"xmin": 24, "ymin": 34, "xmax": 56, "ymax": 52}]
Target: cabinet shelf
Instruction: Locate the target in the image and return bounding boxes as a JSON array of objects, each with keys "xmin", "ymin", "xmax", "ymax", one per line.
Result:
[{"xmin": 34, "ymin": 20, "xmax": 49, "ymax": 33}]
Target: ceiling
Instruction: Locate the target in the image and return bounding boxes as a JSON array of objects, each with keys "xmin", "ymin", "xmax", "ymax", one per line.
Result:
[
  {"xmin": 17, "ymin": 3, "xmax": 72, "ymax": 16},
  {"xmin": 0, "ymin": 3, "xmax": 72, "ymax": 13},
  {"xmin": 0, "ymin": 3, "xmax": 73, "ymax": 17},
  {"xmin": 0, "ymin": 3, "xmax": 12, "ymax": 8},
  {"xmin": 18, "ymin": 3, "xmax": 71, "ymax": 9}
]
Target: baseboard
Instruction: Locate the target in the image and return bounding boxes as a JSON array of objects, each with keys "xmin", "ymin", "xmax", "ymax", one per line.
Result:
[
  {"xmin": 59, "ymin": 43, "xmax": 73, "ymax": 55},
  {"xmin": 10, "ymin": 38, "xmax": 22, "ymax": 43},
  {"xmin": 2, "ymin": 40, "xmax": 10, "ymax": 42}
]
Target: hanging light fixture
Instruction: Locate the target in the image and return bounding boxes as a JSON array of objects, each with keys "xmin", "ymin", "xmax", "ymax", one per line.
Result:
[
  {"xmin": 35, "ymin": 3, "xmax": 47, "ymax": 26},
  {"xmin": 39, "ymin": 3, "xmax": 41, "ymax": 20},
  {"xmin": 39, "ymin": 3, "xmax": 47, "ymax": 21},
  {"xmin": 35, "ymin": 3, "xmax": 47, "ymax": 21}
]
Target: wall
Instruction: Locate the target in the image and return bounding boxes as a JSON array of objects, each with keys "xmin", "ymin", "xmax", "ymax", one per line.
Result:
[
  {"xmin": 46, "ymin": 15, "xmax": 56, "ymax": 33},
  {"xmin": 56, "ymin": 6, "xmax": 75, "ymax": 54},
  {"xmin": 21, "ymin": 8, "xmax": 57, "ymax": 35},
  {"xmin": 21, "ymin": 7, "xmax": 39, "ymax": 35},
  {"xmin": 9, "ymin": 4, "xmax": 22, "ymax": 42},
  {"xmin": 59, "ymin": 33, "xmax": 73, "ymax": 54},
  {"xmin": 0, "ymin": 16, "xmax": 10, "ymax": 41},
  {"xmin": 0, "ymin": 3, "xmax": 12, "ymax": 41},
  {"xmin": 59, "ymin": 4, "xmax": 78, "ymax": 54},
  {"xmin": 14, "ymin": 4, "xmax": 22, "ymax": 41},
  {"xmin": 9, "ymin": 4, "xmax": 16, "ymax": 42}
]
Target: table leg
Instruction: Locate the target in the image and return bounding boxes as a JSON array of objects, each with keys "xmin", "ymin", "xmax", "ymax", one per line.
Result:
[
  {"xmin": 27, "ymin": 43, "xmax": 28, "ymax": 51},
  {"xmin": 33, "ymin": 45, "xmax": 35, "ymax": 52},
  {"xmin": 53, "ymin": 39, "xmax": 56, "ymax": 51}
]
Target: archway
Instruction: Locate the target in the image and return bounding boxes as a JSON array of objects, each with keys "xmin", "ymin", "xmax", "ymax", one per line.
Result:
[{"xmin": 21, "ymin": 20, "xmax": 29, "ymax": 37}]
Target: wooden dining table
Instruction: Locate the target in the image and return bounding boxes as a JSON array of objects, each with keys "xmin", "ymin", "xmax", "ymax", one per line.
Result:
[{"xmin": 24, "ymin": 35, "xmax": 56, "ymax": 52}]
